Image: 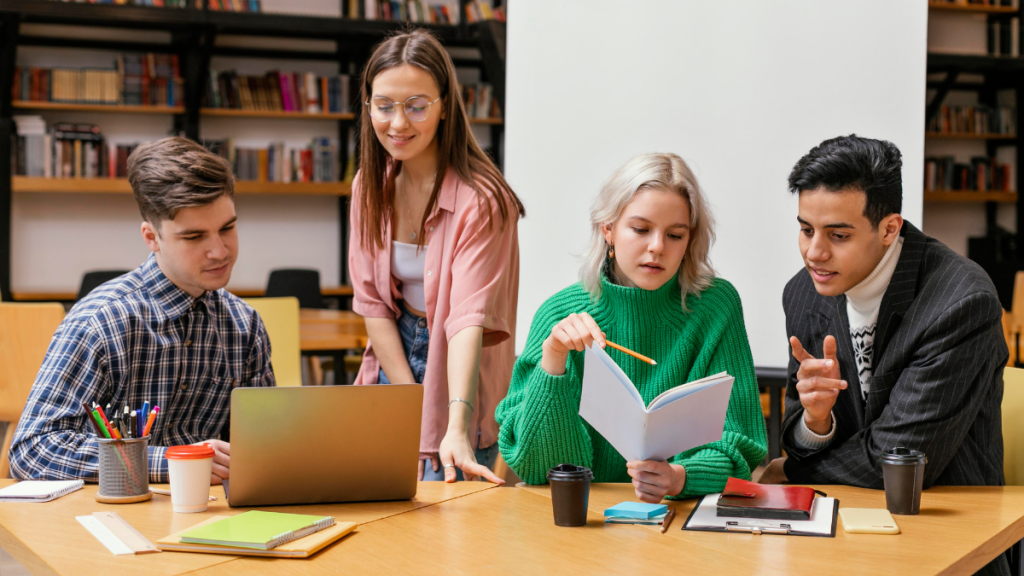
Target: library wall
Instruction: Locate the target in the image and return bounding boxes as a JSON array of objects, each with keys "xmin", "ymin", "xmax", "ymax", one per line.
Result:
[
  {"xmin": 505, "ymin": 0, "xmax": 928, "ymax": 367},
  {"xmin": 11, "ymin": 0, "xmax": 492, "ymax": 293},
  {"xmin": 925, "ymin": 13, "xmax": 1018, "ymax": 256}
]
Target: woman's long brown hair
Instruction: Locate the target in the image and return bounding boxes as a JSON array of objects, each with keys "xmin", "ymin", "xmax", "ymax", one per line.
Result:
[{"xmin": 357, "ymin": 29, "xmax": 525, "ymax": 253}]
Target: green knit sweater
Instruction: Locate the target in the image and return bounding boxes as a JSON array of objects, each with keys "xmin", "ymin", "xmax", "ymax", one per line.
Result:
[{"xmin": 495, "ymin": 274, "xmax": 767, "ymax": 498}]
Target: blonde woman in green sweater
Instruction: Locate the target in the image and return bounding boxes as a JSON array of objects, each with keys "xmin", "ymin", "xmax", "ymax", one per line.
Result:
[{"xmin": 496, "ymin": 152, "xmax": 767, "ymax": 502}]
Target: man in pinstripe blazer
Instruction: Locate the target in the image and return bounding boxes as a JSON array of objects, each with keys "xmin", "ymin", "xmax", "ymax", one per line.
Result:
[
  {"xmin": 762, "ymin": 134, "xmax": 1006, "ymax": 487},
  {"xmin": 763, "ymin": 135, "xmax": 1009, "ymax": 574}
]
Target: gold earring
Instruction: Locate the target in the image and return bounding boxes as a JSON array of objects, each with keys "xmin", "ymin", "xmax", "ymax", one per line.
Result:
[{"xmin": 608, "ymin": 247, "xmax": 615, "ymax": 259}]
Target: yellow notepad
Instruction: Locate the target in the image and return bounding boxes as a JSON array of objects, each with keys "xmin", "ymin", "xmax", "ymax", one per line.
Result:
[
  {"xmin": 157, "ymin": 516, "xmax": 356, "ymax": 558},
  {"xmin": 839, "ymin": 508, "xmax": 900, "ymax": 535}
]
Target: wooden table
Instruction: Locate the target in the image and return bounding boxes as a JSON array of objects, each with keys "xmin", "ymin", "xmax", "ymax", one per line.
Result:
[
  {"xmin": 0, "ymin": 480, "xmax": 492, "ymax": 576},
  {"xmin": 520, "ymin": 483, "xmax": 1024, "ymax": 576},
  {"xmin": 299, "ymin": 309, "xmax": 368, "ymax": 353},
  {"xmin": 3, "ymin": 481, "xmax": 1022, "ymax": 575}
]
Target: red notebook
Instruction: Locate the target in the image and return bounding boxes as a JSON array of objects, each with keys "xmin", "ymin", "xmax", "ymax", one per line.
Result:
[{"xmin": 716, "ymin": 477, "xmax": 823, "ymax": 521}]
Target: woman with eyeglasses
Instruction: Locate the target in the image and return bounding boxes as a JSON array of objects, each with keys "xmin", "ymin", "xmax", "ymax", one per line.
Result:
[
  {"xmin": 349, "ymin": 30, "xmax": 525, "ymax": 484},
  {"xmin": 495, "ymin": 153, "xmax": 767, "ymax": 502}
]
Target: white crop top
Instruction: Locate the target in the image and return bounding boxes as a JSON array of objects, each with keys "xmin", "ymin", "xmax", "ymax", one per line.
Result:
[{"xmin": 391, "ymin": 241, "xmax": 427, "ymax": 312}]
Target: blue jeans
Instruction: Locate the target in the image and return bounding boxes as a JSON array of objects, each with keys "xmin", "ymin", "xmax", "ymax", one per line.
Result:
[{"xmin": 378, "ymin": 300, "xmax": 498, "ymax": 481}]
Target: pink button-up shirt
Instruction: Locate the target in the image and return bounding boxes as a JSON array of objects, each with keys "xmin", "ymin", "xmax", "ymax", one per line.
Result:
[{"xmin": 348, "ymin": 169, "xmax": 520, "ymax": 454}]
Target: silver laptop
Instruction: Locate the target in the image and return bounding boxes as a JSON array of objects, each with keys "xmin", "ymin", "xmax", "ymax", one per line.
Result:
[{"xmin": 224, "ymin": 384, "xmax": 422, "ymax": 507}]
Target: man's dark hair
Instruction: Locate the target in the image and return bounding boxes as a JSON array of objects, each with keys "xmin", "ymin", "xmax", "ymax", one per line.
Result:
[
  {"xmin": 127, "ymin": 136, "xmax": 234, "ymax": 228},
  {"xmin": 787, "ymin": 134, "xmax": 902, "ymax": 228}
]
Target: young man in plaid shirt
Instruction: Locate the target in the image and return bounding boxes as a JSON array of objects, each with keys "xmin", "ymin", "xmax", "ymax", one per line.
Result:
[{"xmin": 9, "ymin": 137, "xmax": 275, "ymax": 484}]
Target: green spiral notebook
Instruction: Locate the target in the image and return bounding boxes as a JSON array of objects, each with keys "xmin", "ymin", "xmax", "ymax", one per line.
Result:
[{"xmin": 179, "ymin": 511, "xmax": 336, "ymax": 550}]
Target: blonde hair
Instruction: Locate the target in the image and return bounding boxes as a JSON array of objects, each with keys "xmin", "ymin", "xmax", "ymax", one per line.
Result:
[{"xmin": 580, "ymin": 152, "xmax": 716, "ymax": 310}]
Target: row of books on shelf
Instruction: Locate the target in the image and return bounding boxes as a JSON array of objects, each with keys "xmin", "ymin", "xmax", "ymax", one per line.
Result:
[
  {"xmin": 206, "ymin": 0, "xmax": 261, "ymax": 11},
  {"xmin": 988, "ymin": 18, "xmax": 1021, "ymax": 57},
  {"xmin": 927, "ymin": 104, "xmax": 1015, "ymax": 136},
  {"xmin": 463, "ymin": 83, "xmax": 501, "ymax": 120},
  {"xmin": 205, "ymin": 71, "xmax": 352, "ymax": 114},
  {"xmin": 924, "ymin": 156, "xmax": 1013, "ymax": 192},
  {"xmin": 11, "ymin": 116, "xmax": 343, "ymax": 184},
  {"xmin": 931, "ymin": 0, "xmax": 1017, "ymax": 7},
  {"xmin": 11, "ymin": 117, "xmax": 117, "ymax": 178},
  {"xmin": 204, "ymin": 139, "xmax": 342, "ymax": 183},
  {"xmin": 363, "ymin": 0, "xmax": 458, "ymax": 23},
  {"xmin": 464, "ymin": 0, "xmax": 504, "ymax": 23},
  {"xmin": 38, "ymin": 0, "xmax": 260, "ymax": 10},
  {"xmin": 360, "ymin": 0, "xmax": 503, "ymax": 23},
  {"xmin": 12, "ymin": 54, "xmax": 184, "ymax": 107}
]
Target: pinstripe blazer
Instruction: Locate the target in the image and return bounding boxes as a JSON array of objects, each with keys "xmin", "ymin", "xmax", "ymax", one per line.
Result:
[{"xmin": 781, "ymin": 222, "xmax": 1007, "ymax": 489}]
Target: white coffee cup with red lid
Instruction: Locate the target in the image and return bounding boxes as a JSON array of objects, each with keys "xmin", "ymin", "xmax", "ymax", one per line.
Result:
[{"xmin": 165, "ymin": 444, "xmax": 215, "ymax": 513}]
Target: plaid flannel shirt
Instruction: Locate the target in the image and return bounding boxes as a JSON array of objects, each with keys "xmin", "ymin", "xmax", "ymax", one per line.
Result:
[{"xmin": 9, "ymin": 254, "xmax": 275, "ymax": 483}]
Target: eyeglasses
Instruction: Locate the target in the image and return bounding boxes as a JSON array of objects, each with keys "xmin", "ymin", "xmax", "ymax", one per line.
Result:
[{"xmin": 366, "ymin": 96, "xmax": 441, "ymax": 123}]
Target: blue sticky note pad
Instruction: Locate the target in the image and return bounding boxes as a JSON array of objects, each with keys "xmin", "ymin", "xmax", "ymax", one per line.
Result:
[{"xmin": 603, "ymin": 502, "xmax": 668, "ymax": 519}]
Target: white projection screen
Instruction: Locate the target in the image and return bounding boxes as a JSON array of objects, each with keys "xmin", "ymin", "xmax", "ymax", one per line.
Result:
[{"xmin": 505, "ymin": 1, "xmax": 927, "ymax": 368}]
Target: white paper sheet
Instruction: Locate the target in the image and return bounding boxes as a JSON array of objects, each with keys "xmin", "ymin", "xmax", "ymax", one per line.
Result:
[
  {"xmin": 578, "ymin": 344, "xmax": 734, "ymax": 462},
  {"xmin": 685, "ymin": 494, "xmax": 837, "ymax": 536}
]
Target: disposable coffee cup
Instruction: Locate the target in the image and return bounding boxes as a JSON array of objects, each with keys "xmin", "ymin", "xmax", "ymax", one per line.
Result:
[
  {"xmin": 547, "ymin": 464, "xmax": 594, "ymax": 527},
  {"xmin": 880, "ymin": 447, "xmax": 927, "ymax": 515},
  {"xmin": 165, "ymin": 444, "xmax": 215, "ymax": 513}
]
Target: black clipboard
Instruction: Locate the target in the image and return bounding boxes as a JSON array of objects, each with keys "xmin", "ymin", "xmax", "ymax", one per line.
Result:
[{"xmin": 681, "ymin": 494, "xmax": 839, "ymax": 538}]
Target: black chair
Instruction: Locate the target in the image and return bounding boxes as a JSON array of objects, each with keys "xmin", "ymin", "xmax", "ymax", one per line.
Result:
[
  {"xmin": 78, "ymin": 270, "xmax": 130, "ymax": 301},
  {"xmin": 265, "ymin": 269, "xmax": 324, "ymax": 309}
]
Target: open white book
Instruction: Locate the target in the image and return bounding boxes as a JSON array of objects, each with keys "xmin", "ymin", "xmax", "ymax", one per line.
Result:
[{"xmin": 578, "ymin": 344, "xmax": 734, "ymax": 462}]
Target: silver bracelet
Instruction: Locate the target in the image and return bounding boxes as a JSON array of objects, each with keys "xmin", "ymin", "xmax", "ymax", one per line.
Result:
[{"xmin": 448, "ymin": 398, "xmax": 474, "ymax": 412}]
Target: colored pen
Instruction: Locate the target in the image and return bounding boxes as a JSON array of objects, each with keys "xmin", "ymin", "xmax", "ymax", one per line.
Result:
[
  {"xmin": 129, "ymin": 411, "xmax": 137, "ymax": 440},
  {"xmin": 141, "ymin": 401, "xmax": 150, "ymax": 425},
  {"xmin": 123, "ymin": 406, "xmax": 131, "ymax": 438},
  {"xmin": 90, "ymin": 409, "xmax": 110, "ymax": 439},
  {"xmin": 107, "ymin": 415, "xmax": 122, "ymax": 440},
  {"xmin": 82, "ymin": 403, "xmax": 104, "ymax": 436},
  {"xmin": 660, "ymin": 507, "xmax": 676, "ymax": 533},
  {"xmin": 94, "ymin": 404, "xmax": 115, "ymax": 438},
  {"xmin": 605, "ymin": 340, "xmax": 657, "ymax": 366},
  {"xmin": 142, "ymin": 408, "xmax": 158, "ymax": 437}
]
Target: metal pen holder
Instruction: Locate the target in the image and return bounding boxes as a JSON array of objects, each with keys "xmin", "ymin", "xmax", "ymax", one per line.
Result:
[{"xmin": 96, "ymin": 436, "xmax": 152, "ymax": 504}]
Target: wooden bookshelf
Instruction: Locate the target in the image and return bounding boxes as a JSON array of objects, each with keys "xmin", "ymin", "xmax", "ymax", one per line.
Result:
[
  {"xmin": 12, "ymin": 101, "xmax": 185, "ymax": 114},
  {"xmin": 925, "ymin": 131, "xmax": 1017, "ymax": 140},
  {"xmin": 924, "ymin": 190, "xmax": 1019, "ymax": 203},
  {"xmin": 11, "ymin": 285, "xmax": 354, "ymax": 302},
  {"xmin": 235, "ymin": 181, "xmax": 351, "ymax": 196},
  {"xmin": 200, "ymin": 108, "xmax": 356, "ymax": 120},
  {"xmin": 11, "ymin": 176, "xmax": 351, "ymax": 196},
  {"xmin": 469, "ymin": 117, "xmax": 504, "ymax": 125},
  {"xmin": 928, "ymin": 1, "xmax": 1019, "ymax": 13}
]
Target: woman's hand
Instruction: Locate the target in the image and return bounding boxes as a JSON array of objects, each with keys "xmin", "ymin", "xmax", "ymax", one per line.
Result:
[
  {"xmin": 438, "ymin": 429, "xmax": 504, "ymax": 484},
  {"xmin": 625, "ymin": 460, "xmax": 686, "ymax": 503},
  {"xmin": 540, "ymin": 312, "xmax": 606, "ymax": 376},
  {"xmin": 418, "ymin": 453, "xmax": 439, "ymax": 480}
]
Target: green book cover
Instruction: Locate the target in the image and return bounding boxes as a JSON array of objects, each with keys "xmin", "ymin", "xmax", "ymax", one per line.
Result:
[{"xmin": 180, "ymin": 510, "xmax": 335, "ymax": 550}]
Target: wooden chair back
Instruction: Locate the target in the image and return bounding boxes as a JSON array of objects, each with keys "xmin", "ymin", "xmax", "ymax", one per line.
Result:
[
  {"xmin": 244, "ymin": 297, "xmax": 302, "ymax": 387},
  {"xmin": 0, "ymin": 303, "xmax": 65, "ymax": 477},
  {"xmin": 1004, "ymin": 367, "xmax": 1024, "ymax": 486}
]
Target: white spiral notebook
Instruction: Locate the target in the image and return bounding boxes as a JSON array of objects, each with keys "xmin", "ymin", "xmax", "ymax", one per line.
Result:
[{"xmin": 0, "ymin": 480, "xmax": 84, "ymax": 502}]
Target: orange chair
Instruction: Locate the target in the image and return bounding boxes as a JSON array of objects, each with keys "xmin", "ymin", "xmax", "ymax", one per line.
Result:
[{"xmin": 0, "ymin": 303, "xmax": 65, "ymax": 478}]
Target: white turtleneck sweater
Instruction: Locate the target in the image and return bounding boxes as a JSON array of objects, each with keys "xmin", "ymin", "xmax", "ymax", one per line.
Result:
[{"xmin": 792, "ymin": 235, "xmax": 905, "ymax": 449}]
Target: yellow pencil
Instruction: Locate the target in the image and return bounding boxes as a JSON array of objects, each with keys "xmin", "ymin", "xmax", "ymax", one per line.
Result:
[{"xmin": 605, "ymin": 340, "xmax": 657, "ymax": 366}]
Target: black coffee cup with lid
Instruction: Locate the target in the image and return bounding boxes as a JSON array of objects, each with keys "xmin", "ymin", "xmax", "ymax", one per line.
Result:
[
  {"xmin": 547, "ymin": 464, "xmax": 594, "ymax": 527},
  {"xmin": 879, "ymin": 447, "xmax": 927, "ymax": 515}
]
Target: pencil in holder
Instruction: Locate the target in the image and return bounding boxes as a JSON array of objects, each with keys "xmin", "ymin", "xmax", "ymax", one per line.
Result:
[{"xmin": 96, "ymin": 436, "xmax": 152, "ymax": 504}]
